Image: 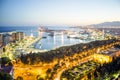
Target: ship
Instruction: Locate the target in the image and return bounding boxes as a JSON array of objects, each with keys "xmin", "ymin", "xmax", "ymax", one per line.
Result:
[{"xmin": 39, "ymin": 26, "xmax": 48, "ymax": 32}]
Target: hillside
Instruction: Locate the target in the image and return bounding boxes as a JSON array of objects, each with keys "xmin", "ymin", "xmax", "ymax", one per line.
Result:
[{"xmin": 88, "ymin": 21, "xmax": 120, "ymax": 28}]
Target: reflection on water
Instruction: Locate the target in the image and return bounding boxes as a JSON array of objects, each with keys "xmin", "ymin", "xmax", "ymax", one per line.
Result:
[
  {"xmin": 12, "ymin": 26, "xmax": 90, "ymax": 50},
  {"xmin": 34, "ymin": 32, "xmax": 88, "ymax": 50},
  {"xmin": 0, "ymin": 26, "xmax": 90, "ymax": 50}
]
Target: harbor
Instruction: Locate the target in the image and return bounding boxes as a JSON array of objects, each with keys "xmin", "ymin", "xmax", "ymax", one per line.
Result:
[
  {"xmin": 0, "ymin": 26, "xmax": 115, "ymax": 56},
  {"xmin": 1, "ymin": 0, "xmax": 120, "ymax": 80},
  {"xmin": 0, "ymin": 27, "xmax": 120, "ymax": 80},
  {"xmin": 33, "ymin": 26, "xmax": 107, "ymax": 50}
]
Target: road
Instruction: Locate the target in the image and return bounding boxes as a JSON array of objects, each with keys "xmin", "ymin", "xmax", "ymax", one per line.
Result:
[{"xmin": 53, "ymin": 55, "xmax": 93, "ymax": 80}]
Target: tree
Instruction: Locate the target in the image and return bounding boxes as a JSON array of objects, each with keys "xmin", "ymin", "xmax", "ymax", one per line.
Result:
[
  {"xmin": 16, "ymin": 76, "xmax": 23, "ymax": 80},
  {"xmin": 1, "ymin": 57, "xmax": 11, "ymax": 67},
  {"xmin": 36, "ymin": 75, "xmax": 44, "ymax": 80},
  {"xmin": 0, "ymin": 71, "xmax": 13, "ymax": 80}
]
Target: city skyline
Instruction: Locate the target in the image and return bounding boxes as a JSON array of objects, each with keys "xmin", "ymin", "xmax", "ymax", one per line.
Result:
[{"xmin": 0, "ymin": 0, "xmax": 120, "ymax": 26}]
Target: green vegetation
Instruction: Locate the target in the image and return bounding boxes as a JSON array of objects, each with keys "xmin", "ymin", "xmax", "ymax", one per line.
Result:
[
  {"xmin": 61, "ymin": 57, "xmax": 120, "ymax": 80},
  {"xmin": 0, "ymin": 57, "xmax": 13, "ymax": 80},
  {"xmin": 0, "ymin": 71, "xmax": 13, "ymax": 80},
  {"xmin": 1, "ymin": 57, "xmax": 11, "ymax": 66},
  {"xmin": 19, "ymin": 39, "xmax": 119, "ymax": 64},
  {"xmin": 18, "ymin": 39, "xmax": 120, "ymax": 80},
  {"xmin": 16, "ymin": 76, "xmax": 23, "ymax": 80},
  {"xmin": 61, "ymin": 61, "xmax": 100, "ymax": 80},
  {"xmin": 94, "ymin": 57, "xmax": 120, "ymax": 80},
  {"xmin": 13, "ymin": 39, "xmax": 120, "ymax": 80}
]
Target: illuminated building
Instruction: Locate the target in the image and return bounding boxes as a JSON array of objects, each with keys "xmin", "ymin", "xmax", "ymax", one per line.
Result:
[
  {"xmin": 11, "ymin": 32, "xmax": 24, "ymax": 42},
  {"xmin": 16, "ymin": 32, "xmax": 24, "ymax": 41},
  {"xmin": 11, "ymin": 32, "xmax": 17, "ymax": 42},
  {"xmin": 0, "ymin": 33, "xmax": 3, "ymax": 47},
  {"xmin": 3, "ymin": 34, "xmax": 11, "ymax": 45},
  {"xmin": 0, "ymin": 34, "xmax": 3, "ymax": 68}
]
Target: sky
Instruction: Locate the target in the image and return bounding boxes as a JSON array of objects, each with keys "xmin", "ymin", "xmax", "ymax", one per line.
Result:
[{"xmin": 0, "ymin": 0, "xmax": 120, "ymax": 26}]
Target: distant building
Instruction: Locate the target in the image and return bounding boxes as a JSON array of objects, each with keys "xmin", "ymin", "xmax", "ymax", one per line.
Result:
[
  {"xmin": 0, "ymin": 34, "xmax": 3, "ymax": 68},
  {"xmin": 0, "ymin": 46, "xmax": 3, "ymax": 57},
  {"xmin": 3, "ymin": 34, "xmax": 11, "ymax": 45},
  {"xmin": 16, "ymin": 32, "xmax": 24, "ymax": 41},
  {"xmin": 0, "ymin": 52, "xmax": 1, "ymax": 68},
  {"xmin": 11, "ymin": 32, "xmax": 24, "ymax": 42},
  {"xmin": 0, "ymin": 47, "xmax": 3, "ymax": 53},
  {"xmin": 0, "ymin": 33, "xmax": 11, "ymax": 46},
  {"xmin": 11, "ymin": 32, "xmax": 17, "ymax": 42},
  {"xmin": 0, "ymin": 33, "xmax": 3, "ymax": 47}
]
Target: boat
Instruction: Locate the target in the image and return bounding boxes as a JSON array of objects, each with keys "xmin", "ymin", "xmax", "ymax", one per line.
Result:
[
  {"xmin": 42, "ymin": 36, "xmax": 47, "ymax": 38},
  {"xmin": 67, "ymin": 34, "xmax": 89, "ymax": 39},
  {"xmin": 67, "ymin": 34, "xmax": 77, "ymax": 38},
  {"xmin": 48, "ymin": 31, "xmax": 64, "ymax": 36},
  {"xmin": 39, "ymin": 26, "xmax": 49, "ymax": 32}
]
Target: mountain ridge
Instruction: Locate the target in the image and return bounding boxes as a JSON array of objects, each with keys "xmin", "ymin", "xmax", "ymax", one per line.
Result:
[{"xmin": 88, "ymin": 21, "xmax": 120, "ymax": 28}]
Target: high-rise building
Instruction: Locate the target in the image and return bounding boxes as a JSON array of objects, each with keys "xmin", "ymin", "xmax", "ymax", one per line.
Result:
[
  {"xmin": 0, "ymin": 46, "xmax": 3, "ymax": 55},
  {"xmin": 11, "ymin": 32, "xmax": 17, "ymax": 42},
  {"xmin": 0, "ymin": 46, "xmax": 2, "ymax": 68},
  {"xmin": 17, "ymin": 32, "xmax": 24, "ymax": 41},
  {"xmin": 0, "ymin": 34, "xmax": 3, "ymax": 47},
  {"xmin": 0, "ymin": 34, "xmax": 3, "ymax": 60},
  {"xmin": 11, "ymin": 32, "xmax": 24, "ymax": 42},
  {"xmin": 3, "ymin": 34, "xmax": 11, "ymax": 45}
]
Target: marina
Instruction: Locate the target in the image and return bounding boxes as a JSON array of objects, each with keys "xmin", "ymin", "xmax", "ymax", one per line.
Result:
[
  {"xmin": 0, "ymin": 26, "xmax": 109, "ymax": 52},
  {"xmin": 32, "ymin": 26, "xmax": 106, "ymax": 50},
  {"xmin": 0, "ymin": 0, "xmax": 120, "ymax": 80}
]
